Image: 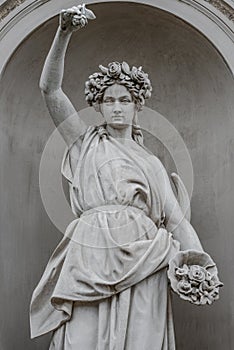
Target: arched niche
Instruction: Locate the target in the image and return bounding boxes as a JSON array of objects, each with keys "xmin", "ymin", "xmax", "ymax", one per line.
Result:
[
  {"xmin": 0, "ymin": 1, "xmax": 234, "ymax": 349},
  {"xmin": 1, "ymin": 0, "xmax": 234, "ymax": 75}
]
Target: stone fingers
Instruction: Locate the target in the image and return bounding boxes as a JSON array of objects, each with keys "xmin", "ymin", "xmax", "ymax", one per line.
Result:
[{"xmin": 60, "ymin": 4, "xmax": 95, "ymax": 31}]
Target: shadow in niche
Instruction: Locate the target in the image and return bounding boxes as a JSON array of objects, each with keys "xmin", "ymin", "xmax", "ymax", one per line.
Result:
[{"xmin": 0, "ymin": 1, "xmax": 233, "ymax": 349}]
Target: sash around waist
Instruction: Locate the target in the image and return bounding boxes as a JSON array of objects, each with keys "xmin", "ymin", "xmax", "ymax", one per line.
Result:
[
  {"xmin": 64, "ymin": 204, "xmax": 158, "ymax": 248},
  {"xmin": 79, "ymin": 204, "xmax": 149, "ymax": 218}
]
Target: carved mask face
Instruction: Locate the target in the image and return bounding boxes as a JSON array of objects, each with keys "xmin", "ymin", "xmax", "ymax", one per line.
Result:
[{"xmin": 100, "ymin": 84, "xmax": 137, "ymax": 129}]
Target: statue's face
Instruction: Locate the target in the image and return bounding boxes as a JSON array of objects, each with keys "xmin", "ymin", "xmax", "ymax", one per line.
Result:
[{"xmin": 100, "ymin": 84, "xmax": 136, "ymax": 129}]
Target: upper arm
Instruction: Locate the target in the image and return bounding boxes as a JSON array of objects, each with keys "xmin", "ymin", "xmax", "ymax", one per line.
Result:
[
  {"xmin": 154, "ymin": 157, "xmax": 185, "ymax": 231},
  {"xmin": 160, "ymin": 166, "xmax": 185, "ymax": 232},
  {"xmin": 42, "ymin": 88, "xmax": 87, "ymax": 146},
  {"xmin": 61, "ymin": 133, "xmax": 84, "ymax": 184},
  {"xmin": 155, "ymin": 158, "xmax": 203, "ymax": 251}
]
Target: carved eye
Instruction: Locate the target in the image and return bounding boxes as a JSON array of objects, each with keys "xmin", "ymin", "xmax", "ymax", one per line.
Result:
[
  {"xmin": 120, "ymin": 97, "xmax": 132, "ymax": 104},
  {"xmin": 103, "ymin": 97, "xmax": 114, "ymax": 105}
]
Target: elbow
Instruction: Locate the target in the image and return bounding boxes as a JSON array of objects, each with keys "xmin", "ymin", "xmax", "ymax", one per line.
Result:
[
  {"xmin": 39, "ymin": 83, "xmax": 61, "ymax": 96},
  {"xmin": 39, "ymin": 79, "xmax": 51, "ymax": 94},
  {"xmin": 39, "ymin": 74, "xmax": 57, "ymax": 94},
  {"xmin": 40, "ymin": 87, "xmax": 63, "ymax": 102},
  {"xmin": 39, "ymin": 78, "xmax": 48, "ymax": 94}
]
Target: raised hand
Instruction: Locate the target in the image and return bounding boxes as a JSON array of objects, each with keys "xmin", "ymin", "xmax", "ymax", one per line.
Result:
[{"xmin": 59, "ymin": 4, "xmax": 96, "ymax": 32}]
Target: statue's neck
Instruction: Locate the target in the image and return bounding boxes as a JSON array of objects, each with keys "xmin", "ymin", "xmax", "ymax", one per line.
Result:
[{"xmin": 106, "ymin": 124, "xmax": 133, "ymax": 141}]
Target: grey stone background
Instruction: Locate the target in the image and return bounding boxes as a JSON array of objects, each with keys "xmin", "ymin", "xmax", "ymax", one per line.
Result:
[{"xmin": 0, "ymin": 2, "xmax": 234, "ymax": 349}]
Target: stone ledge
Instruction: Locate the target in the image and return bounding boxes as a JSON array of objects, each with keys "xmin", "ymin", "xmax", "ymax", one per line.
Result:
[
  {"xmin": 0, "ymin": 0, "xmax": 26, "ymax": 21},
  {"xmin": 1, "ymin": 0, "xmax": 234, "ymax": 23},
  {"xmin": 204, "ymin": 0, "xmax": 234, "ymax": 21}
]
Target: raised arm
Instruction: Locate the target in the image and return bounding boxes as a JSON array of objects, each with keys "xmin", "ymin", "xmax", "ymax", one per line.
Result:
[
  {"xmin": 40, "ymin": 5, "xmax": 95, "ymax": 145},
  {"xmin": 156, "ymin": 159, "xmax": 203, "ymax": 252}
]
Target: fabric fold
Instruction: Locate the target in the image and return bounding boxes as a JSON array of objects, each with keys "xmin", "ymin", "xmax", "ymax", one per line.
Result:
[
  {"xmin": 30, "ymin": 125, "xmax": 180, "ymax": 348},
  {"xmin": 30, "ymin": 214, "xmax": 180, "ymax": 338}
]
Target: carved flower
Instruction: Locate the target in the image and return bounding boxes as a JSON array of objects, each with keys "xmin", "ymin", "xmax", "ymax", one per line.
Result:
[
  {"xmin": 209, "ymin": 287, "xmax": 220, "ymax": 301},
  {"xmin": 92, "ymin": 78, "xmax": 102, "ymax": 89},
  {"xmin": 188, "ymin": 265, "xmax": 206, "ymax": 283},
  {"xmin": 131, "ymin": 66, "xmax": 148, "ymax": 83},
  {"xmin": 177, "ymin": 279, "xmax": 192, "ymax": 295},
  {"xmin": 199, "ymin": 280, "xmax": 214, "ymax": 294},
  {"xmin": 79, "ymin": 15, "xmax": 87, "ymax": 27},
  {"xmin": 175, "ymin": 264, "xmax": 189, "ymax": 278},
  {"xmin": 72, "ymin": 14, "xmax": 87, "ymax": 27},
  {"xmin": 205, "ymin": 271, "xmax": 212, "ymax": 281},
  {"xmin": 167, "ymin": 250, "xmax": 223, "ymax": 306},
  {"xmin": 108, "ymin": 62, "xmax": 121, "ymax": 78},
  {"xmin": 86, "ymin": 92, "xmax": 94, "ymax": 101},
  {"xmin": 199, "ymin": 286, "xmax": 220, "ymax": 305},
  {"xmin": 85, "ymin": 61, "xmax": 152, "ymax": 107},
  {"xmin": 144, "ymin": 89, "xmax": 152, "ymax": 99},
  {"xmin": 191, "ymin": 294, "xmax": 199, "ymax": 303},
  {"xmin": 200, "ymin": 293, "xmax": 212, "ymax": 305},
  {"xmin": 190, "ymin": 280, "xmax": 200, "ymax": 287}
]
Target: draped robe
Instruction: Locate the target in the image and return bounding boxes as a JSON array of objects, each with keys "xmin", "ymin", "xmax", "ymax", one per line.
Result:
[{"xmin": 30, "ymin": 126, "xmax": 180, "ymax": 349}]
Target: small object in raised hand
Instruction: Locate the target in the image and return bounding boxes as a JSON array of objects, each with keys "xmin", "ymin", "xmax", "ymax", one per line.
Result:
[{"xmin": 60, "ymin": 4, "xmax": 96, "ymax": 32}]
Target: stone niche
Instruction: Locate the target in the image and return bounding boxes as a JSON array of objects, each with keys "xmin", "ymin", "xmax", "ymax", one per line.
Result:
[{"xmin": 0, "ymin": 1, "xmax": 234, "ymax": 349}]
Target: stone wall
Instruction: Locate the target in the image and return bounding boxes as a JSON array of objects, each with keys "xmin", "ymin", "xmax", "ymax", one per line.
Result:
[{"xmin": 0, "ymin": 1, "xmax": 234, "ymax": 349}]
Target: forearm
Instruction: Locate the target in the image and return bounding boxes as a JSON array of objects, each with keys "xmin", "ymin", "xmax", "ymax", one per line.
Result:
[
  {"xmin": 39, "ymin": 27, "xmax": 72, "ymax": 93},
  {"xmin": 169, "ymin": 218, "xmax": 203, "ymax": 252}
]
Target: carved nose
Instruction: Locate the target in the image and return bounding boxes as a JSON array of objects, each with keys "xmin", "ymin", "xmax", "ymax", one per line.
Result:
[
  {"xmin": 113, "ymin": 109, "xmax": 121, "ymax": 115},
  {"xmin": 113, "ymin": 102, "xmax": 122, "ymax": 114}
]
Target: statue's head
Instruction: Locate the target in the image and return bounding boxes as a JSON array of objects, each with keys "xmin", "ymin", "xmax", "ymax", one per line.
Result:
[{"xmin": 85, "ymin": 61, "xmax": 152, "ymax": 112}]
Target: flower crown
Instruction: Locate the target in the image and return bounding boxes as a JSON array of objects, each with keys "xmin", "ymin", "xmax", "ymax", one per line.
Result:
[{"xmin": 85, "ymin": 61, "xmax": 152, "ymax": 110}]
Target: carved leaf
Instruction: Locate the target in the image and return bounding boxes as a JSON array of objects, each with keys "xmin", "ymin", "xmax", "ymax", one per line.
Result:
[
  {"xmin": 122, "ymin": 62, "xmax": 130, "ymax": 74},
  {"xmin": 99, "ymin": 65, "xmax": 109, "ymax": 74},
  {"xmin": 84, "ymin": 8, "xmax": 96, "ymax": 20}
]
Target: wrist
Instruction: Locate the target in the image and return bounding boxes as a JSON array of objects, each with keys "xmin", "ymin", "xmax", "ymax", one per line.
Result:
[{"xmin": 57, "ymin": 26, "xmax": 72, "ymax": 39}]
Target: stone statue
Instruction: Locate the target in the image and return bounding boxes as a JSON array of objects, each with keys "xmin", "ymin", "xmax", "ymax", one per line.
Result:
[{"xmin": 30, "ymin": 5, "xmax": 222, "ymax": 349}]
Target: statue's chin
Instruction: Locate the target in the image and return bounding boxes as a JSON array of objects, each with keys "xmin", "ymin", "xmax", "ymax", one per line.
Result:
[{"xmin": 108, "ymin": 120, "xmax": 130, "ymax": 130}]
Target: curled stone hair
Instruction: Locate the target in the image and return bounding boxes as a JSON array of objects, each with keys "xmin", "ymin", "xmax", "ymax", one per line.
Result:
[{"xmin": 85, "ymin": 61, "xmax": 152, "ymax": 111}]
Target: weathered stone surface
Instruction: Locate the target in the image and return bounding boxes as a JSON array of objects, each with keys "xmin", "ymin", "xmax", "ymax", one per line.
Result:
[
  {"xmin": 0, "ymin": 2, "xmax": 233, "ymax": 349},
  {"xmin": 0, "ymin": 0, "xmax": 26, "ymax": 21}
]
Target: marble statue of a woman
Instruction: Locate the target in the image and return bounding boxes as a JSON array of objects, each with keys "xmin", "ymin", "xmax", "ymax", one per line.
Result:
[{"xmin": 30, "ymin": 5, "xmax": 222, "ymax": 349}]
